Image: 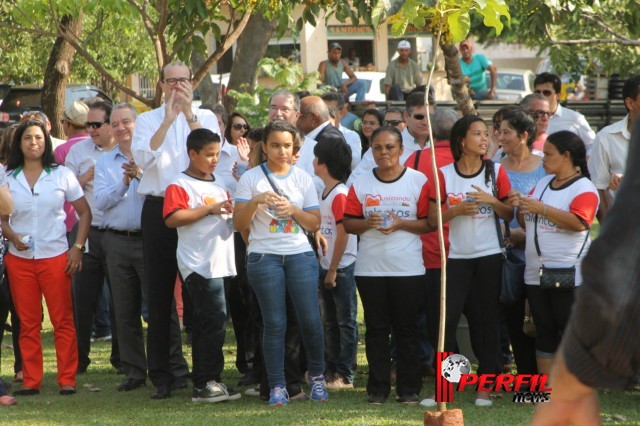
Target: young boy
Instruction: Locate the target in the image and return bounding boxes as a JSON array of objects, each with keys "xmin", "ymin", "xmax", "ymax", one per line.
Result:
[
  {"xmin": 163, "ymin": 128, "xmax": 239, "ymax": 403},
  {"xmin": 312, "ymin": 137, "xmax": 359, "ymax": 389}
]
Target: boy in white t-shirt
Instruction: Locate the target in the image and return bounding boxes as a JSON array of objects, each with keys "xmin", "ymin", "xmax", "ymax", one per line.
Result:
[
  {"xmin": 312, "ymin": 137, "xmax": 359, "ymax": 389},
  {"xmin": 162, "ymin": 129, "xmax": 239, "ymax": 403}
]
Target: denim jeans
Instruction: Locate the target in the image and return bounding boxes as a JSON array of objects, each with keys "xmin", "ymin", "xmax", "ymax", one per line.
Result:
[
  {"xmin": 319, "ymin": 263, "xmax": 358, "ymax": 383},
  {"xmin": 347, "ymin": 79, "xmax": 366, "ymax": 102},
  {"xmin": 247, "ymin": 251, "xmax": 324, "ymax": 389},
  {"xmin": 182, "ymin": 273, "xmax": 227, "ymax": 388}
]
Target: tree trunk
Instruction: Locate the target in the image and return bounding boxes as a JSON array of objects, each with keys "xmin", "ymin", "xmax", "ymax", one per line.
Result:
[
  {"xmin": 440, "ymin": 42, "xmax": 476, "ymax": 117},
  {"xmin": 191, "ymin": 49, "xmax": 216, "ymax": 106},
  {"xmin": 224, "ymin": 13, "xmax": 278, "ymax": 113},
  {"xmin": 42, "ymin": 14, "xmax": 83, "ymax": 139}
]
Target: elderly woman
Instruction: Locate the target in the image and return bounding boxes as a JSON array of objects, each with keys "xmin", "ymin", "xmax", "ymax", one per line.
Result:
[
  {"xmin": 512, "ymin": 130, "xmax": 599, "ymax": 375},
  {"xmin": 1, "ymin": 120, "xmax": 91, "ymax": 396},
  {"xmin": 344, "ymin": 126, "xmax": 432, "ymax": 405}
]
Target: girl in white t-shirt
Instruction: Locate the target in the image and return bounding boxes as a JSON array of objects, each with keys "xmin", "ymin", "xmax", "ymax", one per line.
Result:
[
  {"xmin": 233, "ymin": 120, "xmax": 326, "ymax": 406},
  {"xmin": 344, "ymin": 126, "xmax": 432, "ymax": 405},
  {"xmin": 427, "ymin": 115, "xmax": 513, "ymax": 407},
  {"xmin": 511, "ymin": 130, "xmax": 599, "ymax": 376}
]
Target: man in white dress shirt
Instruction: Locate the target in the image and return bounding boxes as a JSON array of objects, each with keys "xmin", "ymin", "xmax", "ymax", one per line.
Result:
[{"xmin": 132, "ymin": 61, "xmax": 220, "ymax": 399}]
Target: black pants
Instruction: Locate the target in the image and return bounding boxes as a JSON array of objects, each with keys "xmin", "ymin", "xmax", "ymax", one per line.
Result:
[
  {"xmin": 526, "ymin": 285, "xmax": 576, "ymax": 355},
  {"xmin": 502, "ymin": 294, "xmax": 537, "ymax": 374},
  {"xmin": 142, "ymin": 196, "xmax": 189, "ymax": 386},
  {"xmin": 1, "ymin": 272, "xmax": 22, "ymax": 375},
  {"xmin": 445, "ymin": 255, "xmax": 502, "ymax": 376},
  {"xmin": 356, "ymin": 275, "xmax": 424, "ymax": 398}
]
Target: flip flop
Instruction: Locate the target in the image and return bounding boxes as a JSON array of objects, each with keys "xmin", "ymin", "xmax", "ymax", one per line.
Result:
[{"xmin": 0, "ymin": 395, "xmax": 17, "ymax": 406}]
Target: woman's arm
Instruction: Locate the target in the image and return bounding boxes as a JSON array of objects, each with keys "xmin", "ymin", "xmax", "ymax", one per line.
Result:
[
  {"xmin": 0, "ymin": 185, "xmax": 13, "ymax": 216},
  {"xmin": 275, "ymin": 201, "xmax": 320, "ymax": 233},
  {"xmin": 67, "ymin": 196, "xmax": 92, "ymax": 273},
  {"xmin": 519, "ymin": 197, "xmax": 589, "ymax": 232},
  {"xmin": 233, "ymin": 191, "xmax": 278, "ymax": 233},
  {"xmin": 379, "ymin": 211, "xmax": 434, "ymax": 235},
  {"xmin": 428, "ymin": 200, "xmax": 477, "ymax": 228}
]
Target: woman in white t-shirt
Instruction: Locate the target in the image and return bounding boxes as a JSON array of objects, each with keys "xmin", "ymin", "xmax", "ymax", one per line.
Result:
[
  {"xmin": 427, "ymin": 115, "xmax": 513, "ymax": 407},
  {"xmin": 1, "ymin": 120, "xmax": 91, "ymax": 396},
  {"xmin": 233, "ymin": 120, "xmax": 326, "ymax": 406},
  {"xmin": 344, "ymin": 126, "xmax": 432, "ymax": 405},
  {"xmin": 511, "ymin": 130, "xmax": 599, "ymax": 375}
]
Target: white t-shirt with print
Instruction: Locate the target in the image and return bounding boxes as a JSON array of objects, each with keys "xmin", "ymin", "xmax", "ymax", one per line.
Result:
[
  {"xmin": 235, "ymin": 165, "xmax": 319, "ymax": 255},
  {"xmin": 319, "ymin": 183, "xmax": 357, "ymax": 270},
  {"xmin": 163, "ymin": 173, "xmax": 236, "ymax": 280},
  {"xmin": 436, "ymin": 162, "xmax": 511, "ymax": 259},
  {"xmin": 523, "ymin": 175, "xmax": 599, "ymax": 286},
  {"xmin": 345, "ymin": 167, "xmax": 429, "ymax": 276}
]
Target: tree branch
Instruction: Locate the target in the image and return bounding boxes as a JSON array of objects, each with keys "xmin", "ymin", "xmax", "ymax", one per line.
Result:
[
  {"xmin": 0, "ymin": 22, "xmax": 57, "ymax": 37},
  {"xmin": 579, "ymin": 12, "xmax": 630, "ymax": 41}
]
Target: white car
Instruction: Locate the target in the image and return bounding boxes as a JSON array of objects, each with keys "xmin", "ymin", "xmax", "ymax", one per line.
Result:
[
  {"xmin": 342, "ymin": 71, "xmax": 387, "ymax": 102},
  {"xmin": 486, "ymin": 68, "xmax": 535, "ymax": 101}
]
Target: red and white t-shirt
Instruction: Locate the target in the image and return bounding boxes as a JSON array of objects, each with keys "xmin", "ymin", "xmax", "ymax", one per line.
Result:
[
  {"xmin": 319, "ymin": 183, "xmax": 357, "ymax": 270},
  {"xmin": 435, "ymin": 162, "xmax": 511, "ymax": 259},
  {"xmin": 234, "ymin": 165, "xmax": 319, "ymax": 255},
  {"xmin": 345, "ymin": 167, "xmax": 429, "ymax": 277},
  {"xmin": 163, "ymin": 173, "xmax": 236, "ymax": 280},
  {"xmin": 524, "ymin": 175, "xmax": 599, "ymax": 286}
]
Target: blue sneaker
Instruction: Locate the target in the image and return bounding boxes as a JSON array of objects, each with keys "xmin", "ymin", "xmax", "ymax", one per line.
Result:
[
  {"xmin": 309, "ymin": 375, "xmax": 329, "ymax": 402},
  {"xmin": 268, "ymin": 386, "xmax": 289, "ymax": 406}
]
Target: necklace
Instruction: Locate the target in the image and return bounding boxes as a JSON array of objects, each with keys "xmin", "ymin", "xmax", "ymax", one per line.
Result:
[{"xmin": 554, "ymin": 171, "xmax": 579, "ymax": 182}]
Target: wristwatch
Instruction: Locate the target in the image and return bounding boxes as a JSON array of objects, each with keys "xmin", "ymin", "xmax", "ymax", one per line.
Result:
[
  {"xmin": 186, "ymin": 114, "xmax": 198, "ymax": 123},
  {"xmin": 73, "ymin": 243, "xmax": 86, "ymax": 253},
  {"xmin": 135, "ymin": 170, "xmax": 144, "ymax": 181}
]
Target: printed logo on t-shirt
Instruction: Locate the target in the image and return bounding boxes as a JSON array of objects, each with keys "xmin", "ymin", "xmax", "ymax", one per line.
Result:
[
  {"xmin": 320, "ymin": 214, "xmax": 334, "ymax": 236},
  {"xmin": 447, "ymin": 192, "xmax": 494, "ymax": 218},
  {"xmin": 269, "ymin": 218, "xmax": 302, "ymax": 234},
  {"xmin": 364, "ymin": 193, "xmax": 412, "ymax": 218},
  {"xmin": 524, "ymin": 212, "xmax": 557, "ymax": 231},
  {"xmin": 202, "ymin": 195, "xmax": 217, "ymax": 205}
]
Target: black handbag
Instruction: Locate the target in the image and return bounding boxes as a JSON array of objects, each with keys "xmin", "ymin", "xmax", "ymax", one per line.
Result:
[
  {"xmin": 488, "ymin": 162, "xmax": 525, "ymax": 305},
  {"xmin": 533, "ymin": 181, "xmax": 589, "ymax": 289}
]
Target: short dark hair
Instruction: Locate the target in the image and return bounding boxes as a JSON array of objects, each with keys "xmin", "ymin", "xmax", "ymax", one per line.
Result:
[
  {"xmin": 262, "ymin": 120, "xmax": 300, "ymax": 146},
  {"xmin": 384, "ymin": 107, "xmax": 405, "ymax": 117},
  {"xmin": 246, "ymin": 127, "xmax": 264, "ymax": 142},
  {"xmin": 6, "ymin": 120, "xmax": 58, "ymax": 171},
  {"xmin": 371, "ymin": 125, "xmax": 403, "ymax": 148},
  {"xmin": 622, "ymin": 75, "xmax": 640, "ymax": 112},
  {"xmin": 320, "ymin": 92, "xmax": 345, "ymax": 110},
  {"xmin": 89, "ymin": 100, "xmax": 113, "ymax": 123},
  {"xmin": 313, "ymin": 137, "xmax": 352, "ymax": 183},
  {"xmin": 449, "ymin": 115, "xmax": 486, "ymax": 162},
  {"xmin": 187, "ymin": 128, "xmax": 221, "ymax": 153},
  {"xmin": 405, "ymin": 91, "xmax": 435, "ymax": 114},
  {"xmin": 534, "ymin": 72, "xmax": 562, "ymax": 94},
  {"xmin": 492, "ymin": 105, "xmax": 520, "ymax": 131},
  {"xmin": 501, "ymin": 108, "xmax": 537, "ymax": 149},
  {"xmin": 546, "ymin": 131, "xmax": 590, "ymax": 179},
  {"xmin": 211, "ymin": 104, "xmax": 228, "ymax": 125}
]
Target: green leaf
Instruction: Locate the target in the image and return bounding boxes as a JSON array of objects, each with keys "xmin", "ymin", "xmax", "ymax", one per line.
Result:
[
  {"xmin": 447, "ymin": 10, "xmax": 471, "ymax": 43},
  {"xmin": 371, "ymin": 0, "xmax": 386, "ymax": 27}
]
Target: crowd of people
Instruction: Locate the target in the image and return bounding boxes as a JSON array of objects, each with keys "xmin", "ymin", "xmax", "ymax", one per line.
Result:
[{"xmin": 0, "ymin": 58, "xmax": 638, "ymax": 411}]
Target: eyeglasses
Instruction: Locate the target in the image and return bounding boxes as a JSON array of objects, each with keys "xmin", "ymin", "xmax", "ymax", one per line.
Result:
[
  {"xmin": 534, "ymin": 89, "xmax": 555, "ymax": 97},
  {"xmin": 383, "ymin": 120, "xmax": 405, "ymax": 126},
  {"xmin": 532, "ymin": 110, "xmax": 554, "ymax": 119},
  {"xmin": 412, "ymin": 114, "xmax": 427, "ymax": 120},
  {"xmin": 232, "ymin": 123, "xmax": 249, "ymax": 131},
  {"xmin": 86, "ymin": 121, "xmax": 108, "ymax": 129},
  {"xmin": 163, "ymin": 77, "xmax": 191, "ymax": 85},
  {"xmin": 269, "ymin": 105, "xmax": 296, "ymax": 113}
]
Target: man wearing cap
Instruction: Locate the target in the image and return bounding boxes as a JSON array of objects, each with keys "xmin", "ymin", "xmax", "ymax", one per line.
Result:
[
  {"xmin": 318, "ymin": 43, "xmax": 366, "ymax": 102},
  {"xmin": 459, "ymin": 36, "xmax": 497, "ymax": 100},
  {"xmin": 384, "ymin": 40, "xmax": 426, "ymax": 101}
]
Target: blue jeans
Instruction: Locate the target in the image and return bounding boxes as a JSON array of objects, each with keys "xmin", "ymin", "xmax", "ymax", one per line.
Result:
[
  {"xmin": 182, "ymin": 273, "xmax": 227, "ymax": 388},
  {"xmin": 347, "ymin": 79, "xmax": 366, "ymax": 102},
  {"xmin": 247, "ymin": 252, "xmax": 324, "ymax": 389},
  {"xmin": 319, "ymin": 263, "xmax": 358, "ymax": 383}
]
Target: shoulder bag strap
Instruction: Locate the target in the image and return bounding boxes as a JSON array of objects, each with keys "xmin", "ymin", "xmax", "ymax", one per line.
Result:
[
  {"xmin": 414, "ymin": 149, "xmax": 422, "ymax": 170},
  {"xmin": 260, "ymin": 163, "xmax": 309, "ymax": 234},
  {"xmin": 488, "ymin": 161, "xmax": 506, "ymax": 252}
]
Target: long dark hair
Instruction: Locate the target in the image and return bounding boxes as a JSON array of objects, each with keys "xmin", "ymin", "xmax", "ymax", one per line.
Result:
[
  {"xmin": 224, "ymin": 111, "xmax": 250, "ymax": 144},
  {"xmin": 450, "ymin": 115, "xmax": 492, "ymax": 185},
  {"xmin": 6, "ymin": 120, "xmax": 59, "ymax": 171},
  {"xmin": 501, "ymin": 108, "xmax": 537, "ymax": 148},
  {"xmin": 359, "ymin": 108, "xmax": 384, "ymax": 151},
  {"xmin": 546, "ymin": 131, "xmax": 590, "ymax": 179}
]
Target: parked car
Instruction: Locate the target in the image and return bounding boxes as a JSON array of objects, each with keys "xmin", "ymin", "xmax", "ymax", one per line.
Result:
[
  {"xmin": 0, "ymin": 84, "xmax": 112, "ymax": 137},
  {"xmin": 342, "ymin": 71, "xmax": 387, "ymax": 102},
  {"xmin": 486, "ymin": 68, "xmax": 535, "ymax": 101}
]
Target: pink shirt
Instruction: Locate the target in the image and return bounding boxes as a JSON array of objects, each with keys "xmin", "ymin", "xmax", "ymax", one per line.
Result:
[
  {"xmin": 54, "ymin": 133, "xmax": 89, "ymax": 232},
  {"xmin": 532, "ymin": 133, "xmax": 548, "ymax": 152}
]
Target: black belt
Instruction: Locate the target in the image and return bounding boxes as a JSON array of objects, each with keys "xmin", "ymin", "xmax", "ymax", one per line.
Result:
[
  {"xmin": 107, "ymin": 228, "xmax": 142, "ymax": 238},
  {"xmin": 145, "ymin": 195, "xmax": 164, "ymax": 201},
  {"xmin": 90, "ymin": 225, "xmax": 105, "ymax": 232}
]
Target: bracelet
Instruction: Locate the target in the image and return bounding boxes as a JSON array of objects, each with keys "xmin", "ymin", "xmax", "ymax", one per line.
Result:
[{"xmin": 542, "ymin": 205, "xmax": 548, "ymax": 217}]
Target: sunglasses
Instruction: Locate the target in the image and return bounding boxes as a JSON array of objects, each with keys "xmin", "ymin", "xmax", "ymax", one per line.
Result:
[
  {"xmin": 383, "ymin": 120, "xmax": 405, "ymax": 126},
  {"xmin": 412, "ymin": 114, "xmax": 427, "ymax": 120},
  {"xmin": 534, "ymin": 89, "xmax": 555, "ymax": 97},
  {"xmin": 86, "ymin": 121, "xmax": 108, "ymax": 129},
  {"xmin": 532, "ymin": 110, "xmax": 554, "ymax": 119},
  {"xmin": 232, "ymin": 123, "xmax": 249, "ymax": 131}
]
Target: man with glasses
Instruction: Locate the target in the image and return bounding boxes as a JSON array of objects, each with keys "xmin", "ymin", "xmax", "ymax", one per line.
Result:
[
  {"xmin": 268, "ymin": 89, "xmax": 300, "ymax": 125},
  {"xmin": 66, "ymin": 100, "xmax": 120, "ymax": 376},
  {"xmin": 533, "ymin": 72, "xmax": 595, "ymax": 154},
  {"xmin": 520, "ymin": 93, "xmax": 553, "ymax": 153},
  {"xmin": 383, "ymin": 107, "xmax": 406, "ymax": 132},
  {"xmin": 132, "ymin": 61, "xmax": 219, "ymax": 399}
]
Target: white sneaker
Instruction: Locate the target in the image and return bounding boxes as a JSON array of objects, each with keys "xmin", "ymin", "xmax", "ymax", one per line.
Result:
[
  {"xmin": 474, "ymin": 397, "xmax": 493, "ymax": 407},
  {"xmin": 244, "ymin": 386, "xmax": 260, "ymax": 396},
  {"xmin": 420, "ymin": 397, "xmax": 437, "ymax": 407}
]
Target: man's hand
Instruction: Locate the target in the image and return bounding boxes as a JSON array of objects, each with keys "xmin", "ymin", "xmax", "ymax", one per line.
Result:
[
  {"xmin": 122, "ymin": 159, "xmax": 141, "ymax": 186},
  {"xmin": 609, "ymin": 173, "xmax": 623, "ymax": 191},
  {"xmin": 79, "ymin": 166, "xmax": 95, "ymax": 188},
  {"xmin": 174, "ymin": 80, "xmax": 194, "ymax": 117}
]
